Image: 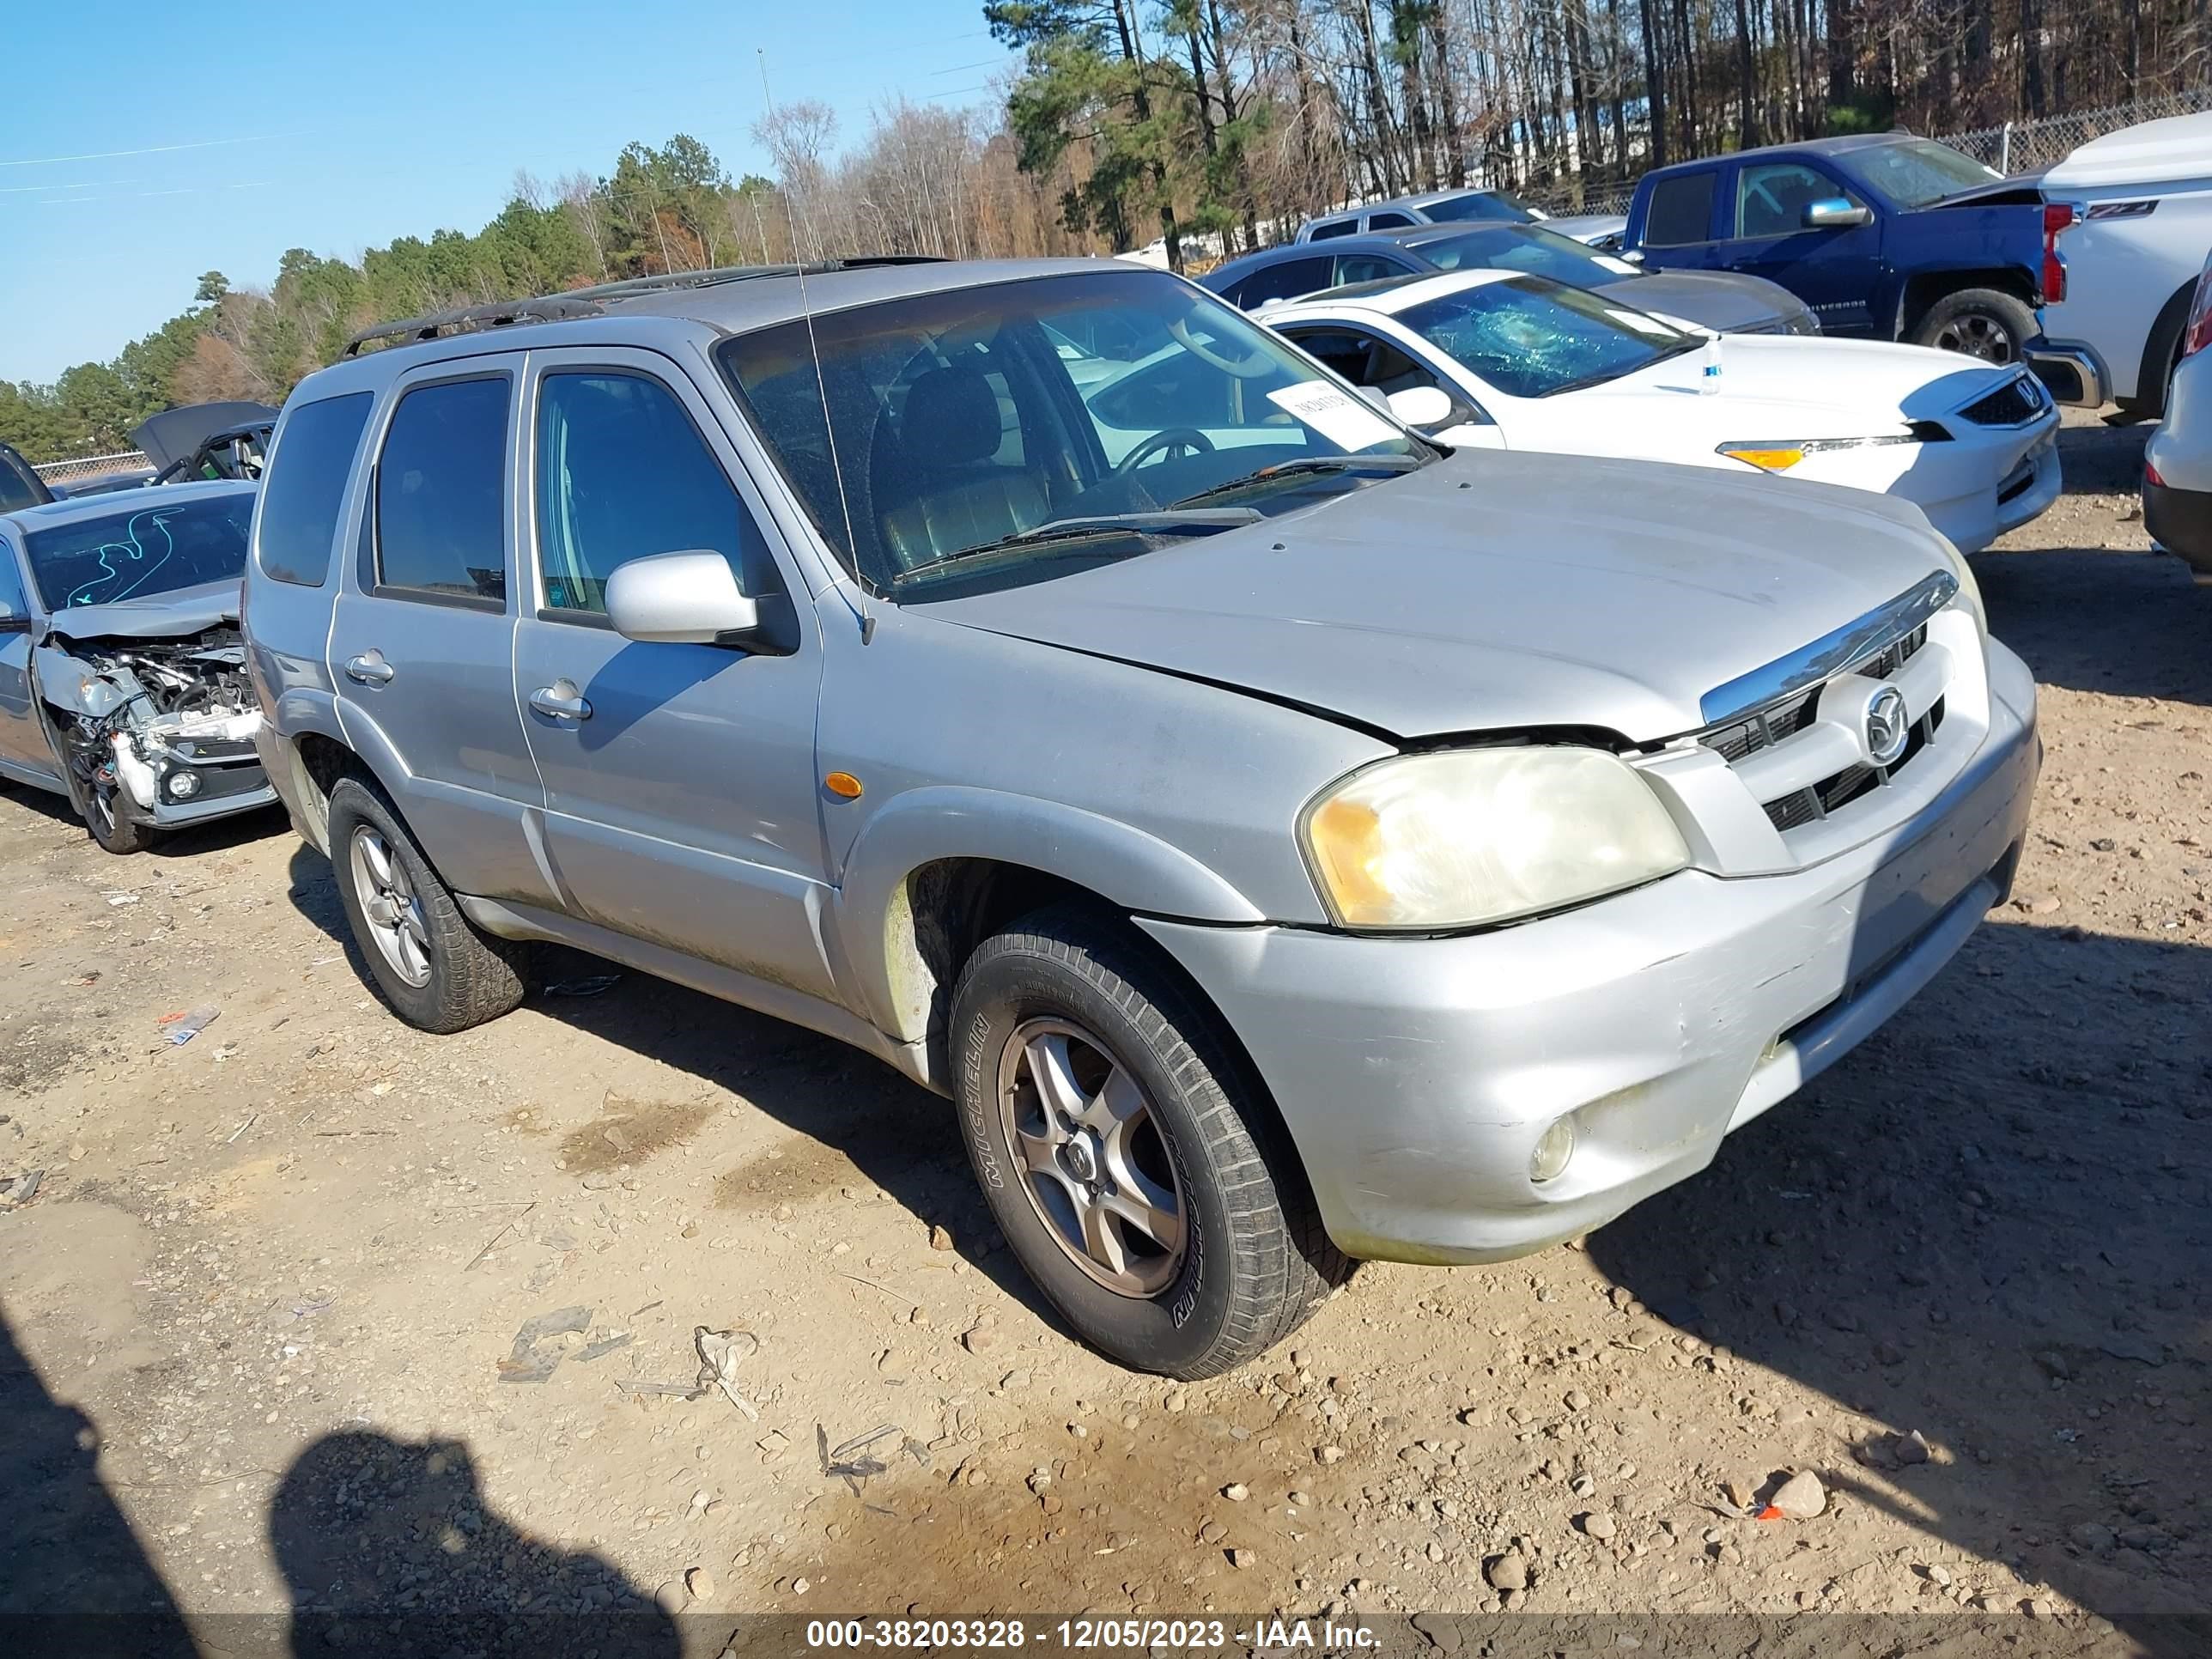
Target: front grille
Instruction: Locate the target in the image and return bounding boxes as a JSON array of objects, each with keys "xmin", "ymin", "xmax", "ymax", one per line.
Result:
[
  {"xmin": 1957, "ymin": 374, "xmax": 2047, "ymax": 427},
  {"xmin": 1694, "ymin": 623, "xmax": 1948, "ymax": 834},
  {"xmin": 1757, "ymin": 697, "xmax": 1946, "ymax": 831}
]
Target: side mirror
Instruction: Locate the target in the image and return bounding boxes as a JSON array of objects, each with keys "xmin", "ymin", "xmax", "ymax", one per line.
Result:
[
  {"xmin": 1385, "ymin": 384, "xmax": 1480, "ymax": 437},
  {"xmin": 1803, "ymin": 198, "xmax": 1874, "ymax": 229},
  {"xmin": 605, "ymin": 550, "xmax": 760, "ymax": 646},
  {"xmin": 1385, "ymin": 386, "xmax": 1455, "ymax": 428}
]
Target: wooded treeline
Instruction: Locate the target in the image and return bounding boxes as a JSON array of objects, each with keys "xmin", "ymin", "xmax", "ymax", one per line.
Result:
[{"xmin": 5, "ymin": 0, "xmax": 2205, "ymax": 463}]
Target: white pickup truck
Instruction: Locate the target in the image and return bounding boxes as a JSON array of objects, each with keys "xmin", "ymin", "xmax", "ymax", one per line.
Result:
[{"xmin": 2029, "ymin": 112, "xmax": 2212, "ymax": 417}]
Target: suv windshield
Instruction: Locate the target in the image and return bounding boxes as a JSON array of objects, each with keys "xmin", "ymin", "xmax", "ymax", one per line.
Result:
[
  {"xmin": 1417, "ymin": 191, "xmax": 1539, "ymax": 225},
  {"xmin": 1407, "ymin": 224, "xmax": 1639, "ymax": 284},
  {"xmin": 24, "ymin": 493, "xmax": 253, "ymax": 611},
  {"xmin": 1853, "ymin": 138, "xmax": 2001, "ymax": 208},
  {"xmin": 1395, "ymin": 276, "xmax": 1699, "ymax": 398},
  {"xmin": 718, "ymin": 269, "xmax": 1427, "ymax": 592}
]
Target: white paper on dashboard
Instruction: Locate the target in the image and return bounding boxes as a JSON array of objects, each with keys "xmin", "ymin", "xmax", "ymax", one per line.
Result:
[{"xmin": 1265, "ymin": 380, "xmax": 1401, "ymax": 451}]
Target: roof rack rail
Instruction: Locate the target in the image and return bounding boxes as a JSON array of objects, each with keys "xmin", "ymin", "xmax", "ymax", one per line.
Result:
[{"xmin": 341, "ymin": 255, "xmax": 947, "ymax": 356}]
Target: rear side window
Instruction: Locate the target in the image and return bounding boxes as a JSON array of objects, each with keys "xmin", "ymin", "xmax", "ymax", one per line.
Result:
[
  {"xmin": 0, "ymin": 538, "xmax": 28, "ymax": 619},
  {"xmin": 533, "ymin": 370, "xmax": 775, "ymax": 617},
  {"xmin": 1334, "ymin": 253, "xmax": 1412, "ymax": 286},
  {"xmin": 1306, "ymin": 217, "xmax": 1357, "ymax": 241},
  {"xmin": 1644, "ymin": 172, "xmax": 1717, "ymax": 246},
  {"xmin": 1234, "ymin": 255, "xmax": 1335, "ymax": 307},
  {"xmin": 257, "ymin": 392, "xmax": 372, "ymax": 586},
  {"xmin": 1367, "ymin": 211, "xmax": 1418, "ymax": 229},
  {"xmin": 374, "ymin": 376, "xmax": 510, "ymax": 606}
]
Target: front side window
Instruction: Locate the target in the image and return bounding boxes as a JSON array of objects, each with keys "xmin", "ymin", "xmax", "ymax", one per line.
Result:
[
  {"xmin": 1851, "ymin": 138, "xmax": 1999, "ymax": 208},
  {"xmin": 1393, "ymin": 276, "xmax": 1698, "ymax": 398},
  {"xmin": 719, "ymin": 270, "xmax": 1428, "ymax": 592},
  {"xmin": 534, "ymin": 370, "xmax": 774, "ymax": 616},
  {"xmin": 1644, "ymin": 172, "xmax": 1717, "ymax": 246},
  {"xmin": 1334, "ymin": 253, "xmax": 1413, "ymax": 287},
  {"xmin": 258, "ymin": 392, "xmax": 373, "ymax": 587},
  {"xmin": 24, "ymin": 494, "xmax": 254, "ymax": 611},
  {"xmin": 1417, "ymin": 191, "xmax": 1538, "ymax": 225},
  {"xmin": 374, "ymin": 376, "xmax": 509, "ymax": 605},
  {"xmin": 0, "ymin": 540, "xmax": 29, "ymax": 619},
  {"xmin": 1736, "ymin": 163, "xmax": 1851, "ymax": 238},
  {"xmin": 1281, "ymin": 326, "xmax": 1447, "ymax": 398}
]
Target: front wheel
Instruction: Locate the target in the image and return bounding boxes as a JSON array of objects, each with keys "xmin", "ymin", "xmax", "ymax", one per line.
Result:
[
  {"xmin": 83, "ymin": 777, "xmax": 153, "ymax": 855},
  {"xmin": 950, "ymin": 906, "xmax": 1346, "ymax": 1377},
  {"xmin": 1912, "ymin": 288, "xmax": 2036, "ymax": 364}
]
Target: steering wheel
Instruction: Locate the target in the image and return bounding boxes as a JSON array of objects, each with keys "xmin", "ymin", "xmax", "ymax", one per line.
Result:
[
  {"xmin": 1113, "ymin": 427, "xmax": 1215, "ymax": 477},
  {"xmin": 1169, "ymin": 314, "xmax": 1274, "ymax": 377}
]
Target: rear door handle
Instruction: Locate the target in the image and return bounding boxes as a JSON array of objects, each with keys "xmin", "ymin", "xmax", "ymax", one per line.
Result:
[
  {"xmin": 343, "ymin": 652, "xmax": 394, "ymax": 685},
  {"xmin": 528, "ymin": 682, "xmax": 592, "ymax": 721}
]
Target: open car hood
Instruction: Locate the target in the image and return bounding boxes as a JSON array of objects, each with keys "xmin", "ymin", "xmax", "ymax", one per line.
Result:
[{"xmin": 130, "ymin": 403, "xmax": 279, "ymax": 474}]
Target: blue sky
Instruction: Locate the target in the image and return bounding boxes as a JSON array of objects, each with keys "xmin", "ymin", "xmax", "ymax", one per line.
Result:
[{"xmin": 0, "ymin": 0, "xmax": 1017, "ymax": 384}]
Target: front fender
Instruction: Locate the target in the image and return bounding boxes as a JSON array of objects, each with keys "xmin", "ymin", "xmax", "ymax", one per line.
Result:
[{"xmin": 831, "ymin": 785, "xmax": 1267, "ymax": 1045}]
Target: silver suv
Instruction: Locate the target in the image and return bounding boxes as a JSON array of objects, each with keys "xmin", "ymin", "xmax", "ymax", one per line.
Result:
[{"xmin": 243, "ymin": 258, "xmax": 2039, "ymax": 1377}]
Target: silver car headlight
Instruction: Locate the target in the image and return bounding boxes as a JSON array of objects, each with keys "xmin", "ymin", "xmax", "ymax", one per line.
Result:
[
  {"xmin": 1930, "ymin": 532, "xmax": 1986, "ymax": 632},
  {"xmin": 1300, "ymin": 747, "xmax": 1690, "ymax": 931}
]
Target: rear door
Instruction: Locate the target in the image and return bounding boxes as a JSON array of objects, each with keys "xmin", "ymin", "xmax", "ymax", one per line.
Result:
[
  {"xmin": 1720, "ymin": 158, "xmax": 1884, "ymax": 335},
  {"xmin": 0, "ymin": 532, "xmax": 59, "ymax": 782},
  {"xmin": 508, "ymin": 348, "xmax": 836, "ymax": 1002},
  {"xmin": 1635, "ymin": 167, "xmax": 1724, "ymax": 272},
  {"xmin": 328, "ymin": 356, "xmax": 554, "ymax": 906}
]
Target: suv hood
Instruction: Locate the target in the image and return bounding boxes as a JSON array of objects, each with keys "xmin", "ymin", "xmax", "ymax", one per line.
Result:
[
  {"xmin": 1595, "ymin": 269, "xmax": 1812, "ymax": 334},
  {"xmin": 920, "ymin": 451, "xmax": 1953, "ymax": 744}
]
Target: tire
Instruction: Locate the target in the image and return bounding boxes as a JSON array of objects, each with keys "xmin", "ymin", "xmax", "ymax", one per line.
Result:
[
  {"xmin": 325, "ymin": 776, "xmax": 526, "ymax": 1034},
  {"xmin": 1911, "ymin": 288, "xmax": 2036, "ymax": 364},
  {"xmin": 83, "ymin": 780, "xmax": 153, "ymax": 855},
  {"xmin": 950, "ymin": 904, "xmax": 1347, "ymax": 1378}
]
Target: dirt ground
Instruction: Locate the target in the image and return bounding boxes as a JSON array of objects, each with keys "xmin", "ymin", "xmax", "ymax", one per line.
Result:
[{"xmin": 2, "ymin": 410, "xmax": 2207, "ymax": 1659}]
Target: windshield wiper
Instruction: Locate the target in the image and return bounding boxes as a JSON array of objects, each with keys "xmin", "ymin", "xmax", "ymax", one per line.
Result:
[
  {"xmin": 889, "ymin": 507, "xmax": 1263, "ymax": 586},
  {"xmin": 1172, "ymin": 452, "xmax": 1428, "ymax": 507}
]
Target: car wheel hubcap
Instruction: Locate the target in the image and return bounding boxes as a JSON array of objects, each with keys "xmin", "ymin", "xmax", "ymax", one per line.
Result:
[
  {"xmin": 998, "ymin": 1018, "xmax": 1187, "ymax": 1298},
  {"xmin": 350, "ymin": 827, "xmax": 432, "ymax": 988},
  {"xmin": 1940, "ymin": 313, "xmax": 2014, "ymax": 362}
]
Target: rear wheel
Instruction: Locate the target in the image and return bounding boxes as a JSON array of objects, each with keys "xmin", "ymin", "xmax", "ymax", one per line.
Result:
[
  {"xmin": 327, "ymin": 777, "xmax": 526, "ymax": 1033},
  {"xmin": 1912, "ymin": 288, "xmax": 2036, "ymax": 364},
  {"xmin": 950, "ymin": 905, "xmax": 1346, "ymax": 1377}
]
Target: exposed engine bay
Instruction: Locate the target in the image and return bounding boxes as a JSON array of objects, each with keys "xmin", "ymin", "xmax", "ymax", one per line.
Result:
[{"xmin": 35, "ymin": 624, "xmax": 266, "ymax": 822}]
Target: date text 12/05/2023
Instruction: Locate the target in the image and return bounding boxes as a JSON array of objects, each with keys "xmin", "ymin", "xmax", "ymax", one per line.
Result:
[{"xmin": 802, "ymin": 1619, "xmax": 1382, "ymax": 1649}]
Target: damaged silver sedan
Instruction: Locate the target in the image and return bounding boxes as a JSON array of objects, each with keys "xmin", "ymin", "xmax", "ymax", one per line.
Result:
[{"xmin": 0, "ymin": 481, "xmax": 275, "ymax": 852}]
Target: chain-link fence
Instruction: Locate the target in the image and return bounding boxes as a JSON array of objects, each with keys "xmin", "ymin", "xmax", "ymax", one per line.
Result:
[
  {"xmin": 1523, "ymin": 88, "xmax": 2212, "ymax": 221},
  {"xmin": 32, "ymin": 449, "xmax": 149, "ymax": 486},
  {"xmin": 1946, "ymin": 88, "xmax": 2212, "ymax": 175}
]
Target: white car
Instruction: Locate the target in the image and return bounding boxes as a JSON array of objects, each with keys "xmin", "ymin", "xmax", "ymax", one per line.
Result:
[
  {"xmin": 1265, "ymin": 270, "xmax": 2062, "ymax": 554},
  {"xmin": 2032, "ymin": 111, "xmax": 2212, "ymax": 417},
  {"xmin": 2142, "ymin": 248, "xmax": 2212, "ymax": 579}
]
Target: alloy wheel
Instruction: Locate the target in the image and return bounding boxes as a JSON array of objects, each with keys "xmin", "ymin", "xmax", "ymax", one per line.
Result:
[
  {"xmin": 1937, "ymin": 313, "xmax": 2015, "ymax": 362},
  {"xmin": 350, "ymin": 826, "xmax": 432, "ymax": 988},
  {"xmin": 997, "ymin": 1017, "xmax": 1188, "ymax": 1297}
]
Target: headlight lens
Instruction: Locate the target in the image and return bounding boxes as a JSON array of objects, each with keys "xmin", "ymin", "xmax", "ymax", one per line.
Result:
[
  {"xmin": 1933, "ymin": 532, "xmax": 1985, "ymax": 632},
  {"xmin": 1301, "ymin": 747, "xmax": 1690, "ymax": 930}
]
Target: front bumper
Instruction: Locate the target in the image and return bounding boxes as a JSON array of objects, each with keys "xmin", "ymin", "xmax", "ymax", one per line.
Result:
[
  {"xmin": 1917, "ymin": 426, "xmax": 2061, "ymax": 555},
  {"xmin": 1139, "ymin": 641, "xmax": 2039, "ymax": 1265}
]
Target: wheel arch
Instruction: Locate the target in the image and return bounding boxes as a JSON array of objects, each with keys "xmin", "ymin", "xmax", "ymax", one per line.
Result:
[
  {"xmin": 2124, "ymin": 276, "xmax": 2199, "ymax": 416},
  {"xmin": 831, "ymin": 787, "xmax": 1267, "ymax": 1073},
  {"xmin": 1897, "ymin": 267, "xmax": 2037, "ymax": 341}
]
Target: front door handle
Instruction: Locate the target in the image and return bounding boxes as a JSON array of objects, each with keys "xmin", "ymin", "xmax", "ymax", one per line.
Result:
[
  {"xmin": 528, "ymin": 682, "xmax": 592, "ymax": 721},
  {"xmin": 343, "ymin": 652, "xmax": 394, "ymax": 686}
]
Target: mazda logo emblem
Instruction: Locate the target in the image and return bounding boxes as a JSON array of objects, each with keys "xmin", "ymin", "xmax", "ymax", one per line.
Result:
[{"xmin": 1864, "ymin": 685, "xmax": 1910, "ymax": 766}]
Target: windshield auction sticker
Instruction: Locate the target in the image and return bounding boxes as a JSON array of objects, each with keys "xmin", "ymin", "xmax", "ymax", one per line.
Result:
[{"xmin": 1265, "ymin": 380, "xmax": 1401, "ymax": 451}]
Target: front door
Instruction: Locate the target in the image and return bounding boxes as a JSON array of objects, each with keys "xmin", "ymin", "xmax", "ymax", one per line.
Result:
[
  {"xmin": 326, "ymin": 356, "xmax": 553, "ymax": 906},
  {"xmin": 1722, "ymin": 160, "xmax": 1886, "ymax": 336},
  {"xmin": 509, "ymin": 349, "xmax": 836, "ymax": 1003},
  {"xmin": 0, "ymin": 534, "xmax": 59, "ymax": 782}
]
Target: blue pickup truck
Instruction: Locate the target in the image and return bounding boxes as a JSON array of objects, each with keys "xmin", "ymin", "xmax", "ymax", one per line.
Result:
[{"xmin": 1624, "ymin": 133, "xmax": 2062, "ymax": 365}]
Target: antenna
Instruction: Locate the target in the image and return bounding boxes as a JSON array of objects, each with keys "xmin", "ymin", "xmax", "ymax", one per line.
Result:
[{"xmin": 759, "ymin": 46, "xmax": 868, "ymax": 629}]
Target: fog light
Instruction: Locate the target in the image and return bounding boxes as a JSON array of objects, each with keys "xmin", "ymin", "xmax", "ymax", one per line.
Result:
[
  {"xmin": 167, "ymin": 769, "xmax": 201, "ymax": 800},
  {"xmin": 1529, "ymin": 1116, "xmax": 1577, "ymax": 1184}
]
